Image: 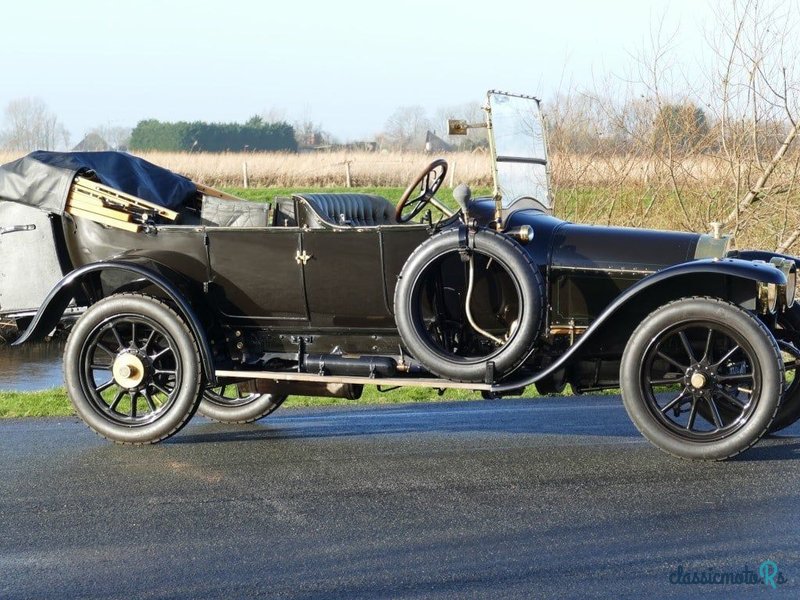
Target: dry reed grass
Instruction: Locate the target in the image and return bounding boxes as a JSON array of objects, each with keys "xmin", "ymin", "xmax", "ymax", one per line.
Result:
[
  {"xmin": 0, "ymin": 150, "xmax": 494, "ymax": 188},
  {"xmin": 0, "ymin": 149, "xmax": 743, "ymax": 188},
  {"xmin": 1, "ymin": 149, "xmax": 798, "ymax": 252}
]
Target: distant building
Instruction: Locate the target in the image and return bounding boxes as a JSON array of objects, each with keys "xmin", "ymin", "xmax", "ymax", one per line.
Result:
[
  {"xmin": 424, "ymin": 130, "xmax": 454, "ymax": 153},
  {"xmin": 72, "ymin": 133, "xmax": 111, "ymax": 152}
]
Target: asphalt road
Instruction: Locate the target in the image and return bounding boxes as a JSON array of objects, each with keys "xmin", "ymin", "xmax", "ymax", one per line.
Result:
[{"xmin": 1, "ymin": 396, "xmax": 799, "ymax": 599}]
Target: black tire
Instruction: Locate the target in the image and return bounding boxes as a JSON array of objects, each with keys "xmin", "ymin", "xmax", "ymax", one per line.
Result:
[
  {"xmin": 620, "ymin": 297, "xmax": 783, "ymax": 460},
  {"xmin": 768, "ymin": 304, "xmax": 800, "ymax": 432},
  {"xmin": 199, "ymin": 384, "xmax": 287, "ymax": 424},
  {"xmin": 64, "ymin": 294, "xmax": 203, "ymax": 444},
  {"xmin": 394, "ymin": 228, "xmax": 543, "ymax": 382}
]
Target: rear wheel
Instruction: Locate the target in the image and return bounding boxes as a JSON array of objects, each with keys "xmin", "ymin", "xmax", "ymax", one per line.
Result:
[
  {"xmin": 64, "ymin": 294, "xmax": 203, "ymax": 444},
  {"xmin": 199, "ymin": 384, "xmax": 287, "ymax": 423},
  {"xmin": 620, "ymin": 297, "xmax": 782, "ymax": 460}
]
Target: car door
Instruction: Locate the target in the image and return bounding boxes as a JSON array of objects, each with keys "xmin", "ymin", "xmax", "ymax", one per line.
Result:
[
  {"xmin": 301, "ymin": 228, "xmax": 390, "ymax": 328},
  {"xmin": 207, "ymin": 227, "xmax": 308, "ymax": 322},
  {"xmin": 301, "ymin": 224, "xmax": 430, "ymax": 329}
]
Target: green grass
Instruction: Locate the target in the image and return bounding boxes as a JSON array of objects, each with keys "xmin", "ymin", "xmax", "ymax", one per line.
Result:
[
  {"xmin": 0, "ymin": 386, "xmax": 487, "ymax": 418},
  {"xmin": 0, "ymin": 386, "xmax": 493, "ymax": 418},
  {"xmin": 0, "ymin": 384, "xmax": 622, "ymax": 419},
  {"xmin": 222, "ymin": 186, "xmax": 494, "ymax": 210},
  {"xmin": 0, "ymin": 388, "xmax": 73, "ymax": 418}
]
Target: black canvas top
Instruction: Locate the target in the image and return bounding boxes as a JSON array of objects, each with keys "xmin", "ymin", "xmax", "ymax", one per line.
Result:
[{"xmin": 0, "ymin": 151, "xmax": 197, "ymax": 214}]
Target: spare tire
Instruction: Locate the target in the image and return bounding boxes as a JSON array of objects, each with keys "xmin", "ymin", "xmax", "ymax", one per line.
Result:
[{"xmin": 394, "ymin": 228, "xmax": 544, "ymax": 382}]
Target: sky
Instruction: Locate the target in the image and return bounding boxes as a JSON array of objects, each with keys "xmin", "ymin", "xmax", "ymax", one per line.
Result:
[{"xmin": 0, "ymin": 0, "xmax": 718, "ymax": 144}]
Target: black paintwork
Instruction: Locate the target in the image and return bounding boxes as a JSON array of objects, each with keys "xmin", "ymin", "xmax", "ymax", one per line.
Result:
[
  {"xmin": 14, "ymin": 259, "xmax": 217, "ymax": 380},
  {"xmin": 18, "ymin": 193, "xmax": 793, "ymax": 390}
]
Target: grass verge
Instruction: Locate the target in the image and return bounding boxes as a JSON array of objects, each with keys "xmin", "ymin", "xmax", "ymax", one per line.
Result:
[
  {"xmin": 0, "ymin": 386, "xmax": 486, "ymax": 418},
  {"xmin": 0, "ymin": 384, "xmax": 621, "ymax": 419}
]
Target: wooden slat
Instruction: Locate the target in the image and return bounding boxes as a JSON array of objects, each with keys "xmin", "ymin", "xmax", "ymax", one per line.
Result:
[
  {"xmin": 214, "ymin": 369, "xmax": 493, "ymax": 391},
  {"xmin": 70, "ymin": 187, "xmax": 148, "ymax": 217},
  {"xmin": 66, "ymin": 206, "xmax": 141, "ymax": 233},
  {"xmin": 74, "ymin": 176, "xmax": 177, "ymax": 217},
  {"xmin": 73, "ymin": 182, "xmax": 174, "ymax": 221},
  {"xmin": 66, "ymin": 194, "xmax": 135, "ymax": 222},
  {"xmin": 195, "ymin": 182, "xmax": 243, "ymax": 202},
  {"xmin": 74, "ymin": 176, "xmax": 179, "ymax": 221}
]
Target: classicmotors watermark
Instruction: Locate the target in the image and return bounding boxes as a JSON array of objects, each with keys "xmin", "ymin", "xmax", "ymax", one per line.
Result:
[{"xmin": 669, "ymin": 560, "xmax": 788, "ymax": 589}]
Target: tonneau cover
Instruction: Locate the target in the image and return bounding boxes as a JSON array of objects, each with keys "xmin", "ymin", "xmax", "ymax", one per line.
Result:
[{"xmin": 0, "ymin": 151, "xmax": 197, "ymax": 214}]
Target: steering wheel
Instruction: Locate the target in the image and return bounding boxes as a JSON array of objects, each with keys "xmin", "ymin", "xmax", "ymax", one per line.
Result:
[{"xmin": 396, "ymin": 158, "xmax": 452, "ymax": 223}]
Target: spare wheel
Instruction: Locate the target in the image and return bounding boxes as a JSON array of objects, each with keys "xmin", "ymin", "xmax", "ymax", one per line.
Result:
[{"xmin": 394, "ymin": 228, "xmax": 543, "ymax": 382}]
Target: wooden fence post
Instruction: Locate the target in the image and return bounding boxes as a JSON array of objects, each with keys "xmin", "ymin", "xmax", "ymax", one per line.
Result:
[
  {"xmin": 242, "ymin": 162, "xmax": 250, "ymax": 189},
  {"xmin": 449, "ymin": 160, "xmax": 457, "ymax": 188},
  {"xmin": 345, "ymin": 161, "xmax": 352, "ymax": 188}
]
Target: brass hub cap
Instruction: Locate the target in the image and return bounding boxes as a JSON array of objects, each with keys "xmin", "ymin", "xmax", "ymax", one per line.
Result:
[
  {"xmin": 112, "ymin": 353, "xmax": 146, "ymax": 389},
  {"xmin": 690, "ymin": 372, "xmax": 708, "ymax": 389}
]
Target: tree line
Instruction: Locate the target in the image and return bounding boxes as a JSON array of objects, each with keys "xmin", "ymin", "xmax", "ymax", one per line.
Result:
[{"xmin": 128, "ymin": 116, "xmax": 297, "ymax": 152}]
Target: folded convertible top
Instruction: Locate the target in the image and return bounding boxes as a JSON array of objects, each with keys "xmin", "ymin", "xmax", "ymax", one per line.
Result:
[{"xmin": 0, "ymin": 151, "xmax": 197, "ymax": 214}]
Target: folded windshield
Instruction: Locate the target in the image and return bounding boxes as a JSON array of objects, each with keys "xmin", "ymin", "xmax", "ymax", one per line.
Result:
[{"xmin": 488, "ymin": 92, "xmax": 551, "ymax": 213}]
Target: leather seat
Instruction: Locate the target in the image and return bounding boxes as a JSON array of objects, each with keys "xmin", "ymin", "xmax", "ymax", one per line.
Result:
[{"xmin": 294, "ymin": 193, "xmax": 397, "ymax": 227}]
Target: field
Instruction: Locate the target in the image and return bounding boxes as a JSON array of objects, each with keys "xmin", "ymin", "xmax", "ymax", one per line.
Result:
[{"xmin": 3, "ymin": 148, "xmax": 798, "ymax": 253}]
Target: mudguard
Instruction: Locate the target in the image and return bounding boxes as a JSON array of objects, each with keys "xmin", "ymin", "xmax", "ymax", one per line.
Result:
[
  {"xmin": 491, "ymin": 258, "xmax": 786, "ymax": 392},
  {"xmin": 731, "ymin": 249, "xmax": 800, "ymax": 268},
  {"xmin": 13, "ymin": 260, "xmax": 217, "ymax": 383}
]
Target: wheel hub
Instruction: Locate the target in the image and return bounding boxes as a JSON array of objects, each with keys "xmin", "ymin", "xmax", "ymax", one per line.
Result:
[
  {"xmin": 690, "ymin": 372, "xmax": 708, "ymax": 389},
  {"xmin": 112, "ymin": 352, "xmax": 148, "ymax": 389}
]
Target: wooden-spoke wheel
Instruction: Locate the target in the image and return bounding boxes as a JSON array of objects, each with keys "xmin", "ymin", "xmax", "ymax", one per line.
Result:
[
  {"xmin": 641, "ymin": 323, "xmax": 760, "ymax": 440},
  {"xmin": 768, "ymin": 304, "xmax": 800, "ymax": 433},
  {"xmin": 621, "ymin": 298, "xmax": 782, "ymax": 460},
  {"xmin": 65, "ymin": 295, "xmax": 202, "ymax": 444},
  {"xmin": 199, "ymin": 383, "xmax": 287, "ymax": 424}
]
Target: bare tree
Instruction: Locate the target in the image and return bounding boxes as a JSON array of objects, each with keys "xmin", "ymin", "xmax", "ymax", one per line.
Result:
[
  {"xmin": 708, "ymin": 0, "xmax": 800, "ymax": 243},
  {"xmin": 293, "ymin": 119, "xmax": 332, "ymax": 148},
  {"xmin": 382, "ymin": 105, "xmax": 431, "ymax": 151},
  {"xmin": 87, "ymin": 124, "xmax": 132, "ymax": 151},
  {"xmin": 0, "ymin": 97, "xmax": 70, "ymax": 151},
  {"xmin": 434, "ymin": 102, "xmax": 488, "ymax": 150}
]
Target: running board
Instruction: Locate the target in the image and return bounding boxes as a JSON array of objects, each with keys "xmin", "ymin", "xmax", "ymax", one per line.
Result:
[{"xmin": 214, "ymin": 370, "xmax": 493, "ymax": 391}]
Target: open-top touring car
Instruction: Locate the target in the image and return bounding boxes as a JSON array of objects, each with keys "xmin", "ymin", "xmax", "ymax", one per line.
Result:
[{"xmin": 1, "ymin": 91, "xmax": 799, "ymax": 460}]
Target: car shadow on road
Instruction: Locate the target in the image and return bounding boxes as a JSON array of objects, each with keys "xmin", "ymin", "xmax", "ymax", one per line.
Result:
[
  {"xmin": 168, "ymin": 398, "xmax": 660, "ymax": 445},
  {"xmin": 167, "ymin": 399, "xmax": 800, "ymax": 460},
  {"xmin": 730, "ymin": 437, "xmax": 800, "ymax": 462}
]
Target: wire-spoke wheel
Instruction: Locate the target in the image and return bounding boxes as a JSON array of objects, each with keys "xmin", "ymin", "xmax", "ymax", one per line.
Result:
[
  {"xmin": 64, "ymin": 294, "xmax": 203, "ymax": 444},
  {"xmin": 621, "ymin": 298, "xmax": 782, "ymax": 460},
  {"xmin": 199, "ymin": 383, "xmax": 287, "ymax": 424}
]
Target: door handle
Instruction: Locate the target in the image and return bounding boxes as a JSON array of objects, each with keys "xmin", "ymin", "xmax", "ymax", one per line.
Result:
[{"xmin": 0, "ymin": 224, "xmax": 36, "ymax": 236}]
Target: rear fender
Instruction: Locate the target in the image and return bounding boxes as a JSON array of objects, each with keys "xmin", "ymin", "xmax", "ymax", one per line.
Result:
[{"xmin": 13, "ymin": 260, "xmax": 217, "ymax": 384}]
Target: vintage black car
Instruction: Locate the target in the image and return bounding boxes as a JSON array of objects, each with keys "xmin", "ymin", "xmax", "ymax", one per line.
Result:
[{"xmin": 1, "ymin": 91, "xmax": 798, "ymax": 460}]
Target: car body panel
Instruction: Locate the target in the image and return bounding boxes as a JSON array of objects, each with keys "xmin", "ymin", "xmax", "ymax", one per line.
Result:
[
  {"xmin": 0, "ymin": 90, "xmax": 795, "ymax": 397},
  {"xmin": 207, "ymin": 227, "xmax": 308, "ymax": 322}
]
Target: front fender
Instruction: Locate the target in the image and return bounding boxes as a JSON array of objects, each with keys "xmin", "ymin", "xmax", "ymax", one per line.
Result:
[
  {"xmin": 731, "ymin": 249, "xmax": 800, "ymax": 269},
  {"xmin": 492, "ymin": 258, "xmax": 785, "ymax": 392},
  {"xmin": 13, "ymin": 260, "xmax": 217, "ymax": 384}
]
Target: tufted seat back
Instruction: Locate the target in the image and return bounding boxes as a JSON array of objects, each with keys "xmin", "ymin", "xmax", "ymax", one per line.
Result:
[{"xmin": 294, "ymin": 193, "xmax": 397, "ymax": 227}]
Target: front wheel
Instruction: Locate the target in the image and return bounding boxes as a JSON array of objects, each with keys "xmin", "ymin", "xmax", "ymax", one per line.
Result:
[
  {"xmin": 199, "ymin": 383, "xmax": 287, "ymax": 423},
  {"xmin": 64, "ymin": 294, "xmax": 203, "ymax": 444},
  {"xmin": 620, "ymin": 297, "xmax": 783, "ymax": 460}
]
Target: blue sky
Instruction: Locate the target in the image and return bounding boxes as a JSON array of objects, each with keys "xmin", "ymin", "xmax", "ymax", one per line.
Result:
[{"xmin": 0, "ymin": 0, "xmax": 716, "ymax": 142}]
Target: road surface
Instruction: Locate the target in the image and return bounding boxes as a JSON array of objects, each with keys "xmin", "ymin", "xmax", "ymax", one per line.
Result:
[{"xmin": 1, "ymin": 396, "xmax": 799, "ymax": 598}]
